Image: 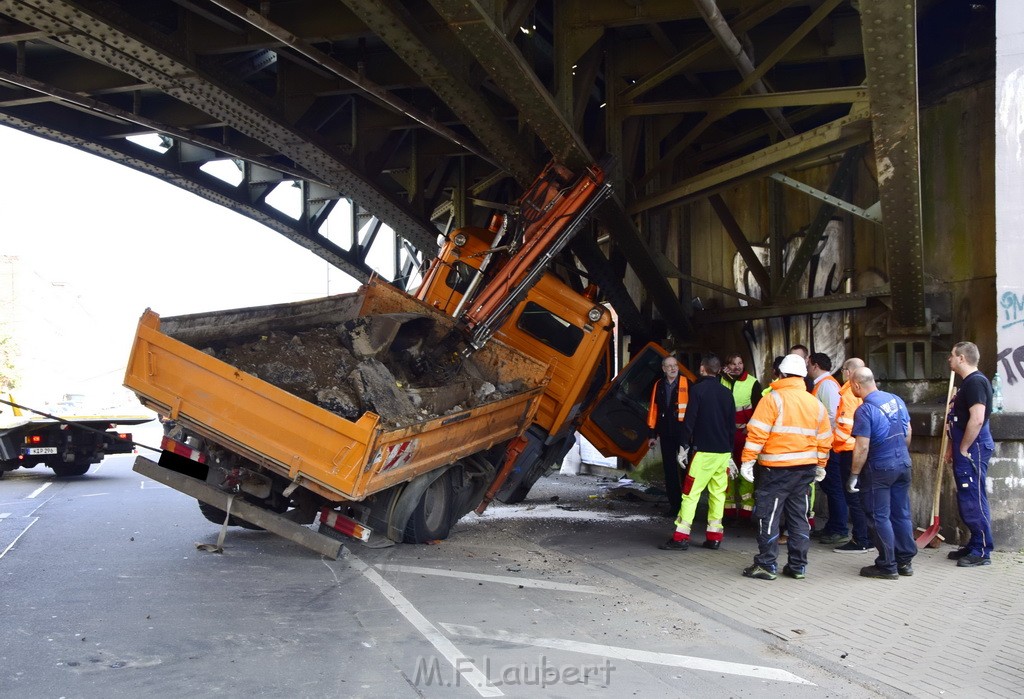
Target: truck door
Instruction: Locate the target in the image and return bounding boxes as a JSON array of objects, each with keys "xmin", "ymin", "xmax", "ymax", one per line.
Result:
[{"xmin": 578, "ymin": 343, "xmax": 688, "ymax": 464}]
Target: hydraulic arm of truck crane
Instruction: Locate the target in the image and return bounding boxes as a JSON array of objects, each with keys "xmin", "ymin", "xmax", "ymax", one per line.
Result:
[{"xmin": 456, "ymin": 161, "xmax": 611, "ymax": 353}]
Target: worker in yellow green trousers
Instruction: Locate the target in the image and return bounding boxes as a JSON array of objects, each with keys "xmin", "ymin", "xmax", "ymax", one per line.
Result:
[{"xmin": 659, "ymin": 355, "xmax": 737, "ymax": 551}]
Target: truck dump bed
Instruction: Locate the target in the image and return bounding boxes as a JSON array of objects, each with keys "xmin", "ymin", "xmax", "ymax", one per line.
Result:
[{"xmin": 124, "ymin": 281, "xmax": 549, "ymax": 503}]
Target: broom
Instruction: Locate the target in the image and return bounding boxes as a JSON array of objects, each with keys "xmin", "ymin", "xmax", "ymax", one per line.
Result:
[{"xmin": 915, "ymin": 371, "xmax": 956, "ymax": 548}]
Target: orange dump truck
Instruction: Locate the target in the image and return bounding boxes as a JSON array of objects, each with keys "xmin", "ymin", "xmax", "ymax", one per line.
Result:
[{"xmin": 125, "ymin": 161, "xmax": 673, "ymax": 556}]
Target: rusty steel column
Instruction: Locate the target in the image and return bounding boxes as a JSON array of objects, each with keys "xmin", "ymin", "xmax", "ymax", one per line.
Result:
[{"xmin": 859, "ymin": 0, "xmax": 927, "ymax": 329}]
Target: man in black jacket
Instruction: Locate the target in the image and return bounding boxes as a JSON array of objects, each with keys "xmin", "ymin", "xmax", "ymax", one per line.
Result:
[{"xmin": 659, "ymin": 354, "xmax": 737, "ymax": 551}]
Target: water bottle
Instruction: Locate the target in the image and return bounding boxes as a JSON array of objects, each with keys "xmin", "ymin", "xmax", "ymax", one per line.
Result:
[{"xmin": 992, "ymin": 373, "xmax": 1004, "ymax": 413}]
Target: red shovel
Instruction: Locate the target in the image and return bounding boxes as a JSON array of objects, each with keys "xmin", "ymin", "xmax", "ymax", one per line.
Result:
[{"xmin": 916, "ymin": 371, "xmax": 956, "ymax": 548}]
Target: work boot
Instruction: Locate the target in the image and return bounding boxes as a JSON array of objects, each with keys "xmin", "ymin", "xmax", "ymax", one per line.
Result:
[
  {"xmin": 782, "ymin": 564, "xmax": 806, "ymax": 580},
  {"xmin": 859, "ymin": 565, "xmax": 898, "ymax": 580},
  {"xmin": 947, "ymin": 547, "xmax": 971, "ymax": 560},
  {"xmin": 701, "ymin": 540, "xmax": 721, "ymax": 550},
  {"xmin": 818, "ymin": 533, "xmax": 850, "ymax": 546},
  {"xmin": 834, "ymin": 540, "xmax": 874, "ymax": 553},
  {"xmin": 658, "ymin": 538, "xmax": 689, "ymax": 551},
  {"xmin": 897, "ymin": 563, "xmax": 914, "ymax": 577},
  {"xmin": 742, "ymin": 564, "xmax": 777, "ymax": 581},
  {"xmin": 956, "ymin": 554, "xmax": 991, "ymax": 567}
]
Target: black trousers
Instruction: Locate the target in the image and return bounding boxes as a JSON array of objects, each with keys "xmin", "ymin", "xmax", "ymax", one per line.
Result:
[
  {"xmin": 658, "ymin": 427, "xmax": 685, "ymax": 512},
  {"xmin": 752, "ymin": 464, "xmax": 816, "ymax": 571}
]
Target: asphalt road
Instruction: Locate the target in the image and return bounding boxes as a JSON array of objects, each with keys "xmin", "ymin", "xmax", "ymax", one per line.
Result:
[{"xmin": 0, "ymin": 452, "xmax": 890, "ymax": 698}]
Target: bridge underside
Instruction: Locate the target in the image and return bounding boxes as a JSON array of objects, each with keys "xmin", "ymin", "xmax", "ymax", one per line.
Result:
[{"xmin": 0, "ymin": 0, "xmax": 996, "ymax": 369}]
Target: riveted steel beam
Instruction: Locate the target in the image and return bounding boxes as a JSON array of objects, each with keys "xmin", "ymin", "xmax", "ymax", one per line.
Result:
[
  {"xmin": 708, "ymin": 194, "xmax": 772, "ymax": 294},
  {"xmin": 776, "ymin": 145, "xmax": 862, "ymax": 298},
  {"xmin": 206, "ymin": 0, "xmax": 496, "ymax": 169},
  {"xmin": 428, "ymin": 0, "xmax": 690, "ymax": 339},
  {"xmin": 636, "ymin": 0, "xmax": 845, "ymax": 189},
  {"xmin": 859, "ymin": 0, "xmax": 927, "ymax": 330},
  {"xmin": 428, "ymin": 0, "xmax": 591, "ymax": 170},
  {"xmin": 623, "ymin": 86, "xmax": 868, "ymax": 116},
  {"xmin": 0, "ymin": 0, "xmax": 440, "ymax": 257},
  {"xmin": 339, "ymin": 0, "xmax": 534, "ymax": 186},
  {"xmin": 0, "ymin": 109, "xmax": 390, "ymax": 285},
  {"xmin": 695, "ymin": 291, "xmax": 882, "ymax": 323},
  {"xmin": 630, "ymin": 106, "xmax": 872, "ymax": 214},
  {"xmin": 769, "ymin": 171, "xmax": 881, "ymax": 224},
  {"xmin": 619, "ymin": 0, "xmax": 797, "ymax": 104}
]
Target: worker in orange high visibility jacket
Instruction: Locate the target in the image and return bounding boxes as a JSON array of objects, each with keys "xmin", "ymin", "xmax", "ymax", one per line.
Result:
[
  {"xmin": 738, "ymin": 354, "xmax": 832, "ymax": 581},
  {"xmin": 830, "ymin": 357, "xmax": 872, "ymax": 552},
  {"xmin": 647, "ymin": 355, "xmax": 690, "ymax": 518}
]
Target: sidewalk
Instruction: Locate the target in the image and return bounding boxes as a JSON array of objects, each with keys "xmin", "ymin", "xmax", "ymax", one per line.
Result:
[{"xmin": 604, "ymin": 521, "xmax": 1024, "ymax": 697}]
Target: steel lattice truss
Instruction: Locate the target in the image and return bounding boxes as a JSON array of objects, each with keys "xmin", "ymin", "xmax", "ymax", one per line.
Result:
[{"xmin": 0, "ymin": 0, "xmax": 968, "ymax": 337}]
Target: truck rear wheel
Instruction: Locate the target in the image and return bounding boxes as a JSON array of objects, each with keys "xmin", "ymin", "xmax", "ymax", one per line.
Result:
[
  {"xmin": 51, "ymin": 462, "xmax": 91, "ymax": 477},
  {"xmin": 403, "ymin": 470, "xmax": 454, "ymax": 543}
]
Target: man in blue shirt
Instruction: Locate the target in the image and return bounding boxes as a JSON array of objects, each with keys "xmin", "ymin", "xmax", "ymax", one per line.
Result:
[{"xmin": 846, "ymin": 367, "xmax": 916, "ymax": 580}]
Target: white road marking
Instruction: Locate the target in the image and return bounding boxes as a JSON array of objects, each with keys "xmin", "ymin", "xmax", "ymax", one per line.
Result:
[
  {"xmin": 27, "ymin": 482, "xmax": 51, "ymax": 499},
  {"xmin": 0, "ymin": 513, "xmax": 9, "ymax": 519},
  {"xmin": 0, "ymin": 517, "xmax": 38, "ymax": 560},
  {"xmin": 375, "ymin": 564, "xmax": 610, "ymax": 595},
  {"xmin": 139, "ymin": 480, "xmax": 169, "ymax": 489},
  {"xmin": 77, "ymin": 493, "xmax": 108, "ymax": 498},
  {"xmin": 339, "ymin": 553, "xmax": 502, "ymax": 697},
  {"xmin": 440, "ymin": 623, "xmax": 815, "ymax": 686}
]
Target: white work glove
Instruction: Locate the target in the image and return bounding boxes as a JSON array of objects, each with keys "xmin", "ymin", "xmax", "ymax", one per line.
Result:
[
  {"xmin": 677, "ymin": 446, "xmax": 690, "ymax": 467},
  {"xmin": 740, "ymin": 461, "xmax": 755, "ymax": 483},
  {"xmin": 727, "ymin": 459, "xmax": 739, "ymax": 479},
  {"xmin": 814, "ymin": 466, "xmax": 826, "ymax": 482},
  {"xmin": 846, "ymin": 474, "xmax": 860, "ymax": 493}
]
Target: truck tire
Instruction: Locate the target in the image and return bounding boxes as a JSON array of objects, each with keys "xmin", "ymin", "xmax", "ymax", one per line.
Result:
[
  {"xmin": 403, "ymin": 469, "xmax": 454, "ymax": 543},
  {"xmin": 198, "ymin": 501, "xmax": 264, "ymax": 531},
  {"xmin": 51, "ymin": 462, "xmax": 91, "ymax": 477}
]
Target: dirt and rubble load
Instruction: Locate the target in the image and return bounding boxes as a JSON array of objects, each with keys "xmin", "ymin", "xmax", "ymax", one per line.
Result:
[{"xmin": 208, "ymin": 317, "xmax": 525, "ymax": 428}]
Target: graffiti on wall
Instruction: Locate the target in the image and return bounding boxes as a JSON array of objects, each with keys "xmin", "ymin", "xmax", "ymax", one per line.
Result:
[
  {"xmin": 999, "ymin": 293, "xmax": 1024, "ymax": 409},
  {"xmin": 1000, "ymin": 291, "xmax": 1024, "ymax": 329},
  {"xmin": 733, "ymin": 220, "xmax": 849, "ymax": 380},
  {"xmin": 997, "ymin": 345, "xmax": 1024, "ymax": 386}
]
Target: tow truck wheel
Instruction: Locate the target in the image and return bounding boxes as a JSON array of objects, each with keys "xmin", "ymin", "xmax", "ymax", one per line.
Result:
[
  {"xmin": 51, "ymin": 462, "xmax": 91, "ymax": 477},
  {"xmin": 403, "ymin": 470, "xmax": 454, "ymax": 543},
  {"xmin": 198, "ymin": 501, "xmax": 264, "ymax": 530}
]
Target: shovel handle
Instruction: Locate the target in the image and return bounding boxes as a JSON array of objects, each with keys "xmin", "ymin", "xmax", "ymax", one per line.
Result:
[{"xmin": 931, "ymin": 371, "xmax": 957, "ymax": 517}]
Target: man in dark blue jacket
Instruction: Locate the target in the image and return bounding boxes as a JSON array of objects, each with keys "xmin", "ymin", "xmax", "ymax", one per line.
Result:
[
  {"xmin": 659, "ymin": 354, "xmax": 737, "ymax": 551},
  {"xmin": 846, "ymin": 367, "xmax": 916, "ymax": 580}
]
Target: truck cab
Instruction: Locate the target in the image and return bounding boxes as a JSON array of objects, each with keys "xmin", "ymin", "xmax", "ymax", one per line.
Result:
[{"xmin": 417, "ymin": 224, "xmax": 654, "ymax": 502}]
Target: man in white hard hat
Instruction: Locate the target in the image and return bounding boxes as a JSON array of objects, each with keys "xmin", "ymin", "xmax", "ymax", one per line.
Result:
[{"xmin": 739, "ymin": 354, "xmax": 831, "ymax": 581}]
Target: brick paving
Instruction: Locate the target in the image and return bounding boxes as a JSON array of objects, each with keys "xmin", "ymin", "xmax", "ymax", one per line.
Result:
[{"xmin": 601, "ymin": 524, "xmax": 1024, "ymax": 697}]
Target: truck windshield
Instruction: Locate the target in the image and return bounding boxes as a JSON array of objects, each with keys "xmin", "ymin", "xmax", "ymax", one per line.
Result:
[
  {"xmin": 516, "ymin": 302, "xmax": 583, "ymax": 356},
  {"xmin": 444, "ymin": 261, "xmax": 475, "ymax": 294}
]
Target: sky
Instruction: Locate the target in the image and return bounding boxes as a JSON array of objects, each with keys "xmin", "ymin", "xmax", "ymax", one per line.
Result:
[{"xmin": 0, "ymin": 124, "xmax": 366, "ymax": 407}]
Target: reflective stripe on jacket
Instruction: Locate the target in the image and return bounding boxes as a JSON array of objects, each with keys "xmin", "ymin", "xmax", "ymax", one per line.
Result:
[
  {"xmin": 832, "ymin": 380, "xmax": 862, "ymax": 453},
  {"xmin": 647, "ymin": 378, "xmax": 689, "ymax": 429},
  {"xmin": 741, "ymin": 376, "xmax": 831, "ymax": 468}
]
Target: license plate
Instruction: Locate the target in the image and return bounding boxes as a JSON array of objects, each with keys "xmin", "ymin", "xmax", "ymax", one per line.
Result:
[{"xmin": 25, "ymin": 447, "xmax": 58, "ymax": 455}]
